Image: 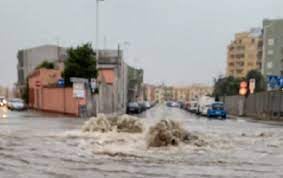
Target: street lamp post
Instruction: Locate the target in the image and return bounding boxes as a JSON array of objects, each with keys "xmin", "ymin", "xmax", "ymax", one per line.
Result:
[
  {"xmin": 95, "ymin": 0, "xmax": 104, "ymax": 115},
  {"xmin": 96, "ymin": 0, "xmax": 104, "ymax": 63}
]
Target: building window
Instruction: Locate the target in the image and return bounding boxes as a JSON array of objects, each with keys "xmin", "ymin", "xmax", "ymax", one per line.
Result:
[
  {"xmin": 248, "ymin": 62, "xmax": 253, "ymax": 66},
  {"xmin": 251, "ymin": 39, "xmax": 255, "ymax": 44},
  {"xmin": 268, "ymin": 38, "xmax": 274, "ymax": 46},
  {"xmin": 18, "ymin": 51, "xmax": 24, "ymax": 67},
  {"xmin": 268, "ymin": 50, "xmax": 274, "ymax": 55},
  {"xmin": 236, "ymin": 70, "xmax": 242, "ymax": 74},
  {"xmin": 236, "ymin": 61, "xmax": 244, "ymax": 66},
  {"xmin": 18, "ymin": 69, "xmax": 24, "ymax": 84},
  {"xmin": 248, "ymin": 53, "xmax": 254, "ymax": 59},
  {"xmin": 267, "ymin": 62, "xmax": 273, "ymax": 69},
  {"xmin": 258, "ymin": 41, "xmax": 263, "ymax": 48}
]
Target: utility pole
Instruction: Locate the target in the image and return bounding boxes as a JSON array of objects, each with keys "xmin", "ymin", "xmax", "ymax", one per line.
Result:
[
  {"xmin": 95, "ymin": 0, "xmax": 104, "ymax": 115},
  {"xmin": 96, "ymin": 0, "xmax": 104, "ymax": 62}
]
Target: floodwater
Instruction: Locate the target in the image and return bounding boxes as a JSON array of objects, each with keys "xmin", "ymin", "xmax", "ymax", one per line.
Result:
[{"xmin": 0, "ymin": 106, "xmax": 283, "ymax": 178}]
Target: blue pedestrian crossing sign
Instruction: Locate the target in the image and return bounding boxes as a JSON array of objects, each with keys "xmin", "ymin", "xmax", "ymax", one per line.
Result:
[
  {"xmin": 267, "ymin": 75, "xmax": 283, "ymax": 89},
  {"xmin": 280, "ymin": 78, "xmax": 283, "ymax": 88},
  {"xmin": 57, "ymin": 79, "xmax": 65, "ymax": 87}
]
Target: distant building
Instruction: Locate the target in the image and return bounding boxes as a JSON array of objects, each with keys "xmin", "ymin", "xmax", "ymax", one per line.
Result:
[
  {"xmin": 17, "ymin": 45, "xmax": 67, "ymax": 90},
  {"xmin": 0, "ymin": 86, "xmax": 8, "ymax": 98},
  {"xmin": 151, "ymin": 84, "xmax": 212, "ymax": 103},
  {"xmin": 143, "ymin": 84, "xmax": 156, "ymax": 102},
  {"xmin": 171, "ymin": 87, "xmax": 187, "ymax": 101},
  {"xmin": 164, "ymin": 86, "xmax": 174, "ymax": 101},
  {"xmin": 187, "ymin": 84, "xmax": 213, "ymax": 101},
  {"xmin": 155, "ymin": 87, "xmax": 165, "ymax": 103},
  {"xmin": 262, "ymin": 19, "xmax": 283, "ymax": 76},
  {"xmin": 171, "ymin": 84, "xmax": 212, "ymax": 102},
  {"xmin": 226, "ymin": 29, "xmax": 263, "ymax": 78}
]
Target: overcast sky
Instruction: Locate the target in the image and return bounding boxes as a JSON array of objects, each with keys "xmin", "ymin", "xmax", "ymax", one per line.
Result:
[{"xmin": 0, "ymin": 0, "xmax": 282, "ymax": 86}]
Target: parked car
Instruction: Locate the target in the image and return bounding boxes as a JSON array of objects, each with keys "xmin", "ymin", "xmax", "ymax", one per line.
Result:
[
  {"xmin": 7, "ymin": 98, "xmax": 26, "ymax": 111},
  {"xmin": 197, "ymin": 96, "xmax": 215, "ymax": 116},
  {"xmin": 188, "ymin": 101, "xmax": 198, "ymax": 113},
  {"xmin": 166, "ymin": 101, "xmax": 180, "ymax": 108},
  {"xmin": 0, "ymin": 96, "xmax": 7, "ymax": 107},
  {"xmin": 207, "ymin": 102, "xmax": 227, "ymax": 119},
  {"xmin": 144, "ymin": 101, "xmax": 151, "ymax": 109},
  {"xmin": 127, "ymin": 102, "xmax": 142, "ymax": 114},
  {"xmin": 183, "ymin": 101, "xmax": 190, "ymax": 111},
  {"xmin": 178, "ymin": 101, "xmax": 185, "ymax": 109},
  {"xmin": 138, "ymin": 101, "xmax": 148, "ymax": 112}
]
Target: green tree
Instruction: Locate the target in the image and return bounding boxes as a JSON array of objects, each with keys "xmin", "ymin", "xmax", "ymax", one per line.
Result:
[
  {"xmin": 213, "ymin": 75, "xmax": 242, "ymax": 98},
  {"xmin": 21, "ymin": 79, "xmax": 29, "ymax": 103},
  {"xmin": 62, "ymin": 43, "xmax": 97, "ymax": 86},
  {"xmin": 246, "ymin": 69, "xmax": 266, "ymax": 93},
  {"xmin": 36, "ymin": 61, "xmax": 55, "ymax": 69}
]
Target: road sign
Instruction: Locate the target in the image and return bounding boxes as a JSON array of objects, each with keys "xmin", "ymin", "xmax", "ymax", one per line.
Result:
[
  {"xmin": 90, "ymin": 78, "xmax": 96, "ymax": 92},
  {"xmin": 70, "ymin": 77, "xmax": 88, "ymax": 83},
  {"xmin": 73, "ymin": 83, "xmax": 85, "ymax": 98},
  {"xmin": 240, "ymin": 81, "xmax": 247, "ymax": 88},
  {"xmin": 57, "ymin": 79, "xmax": 65, "ymax": 87},
  {"xmin": 239, "ymin": 81, "xmax": 248, "ymax": 96},
  {"xmin": 239, "ymin": 88, "xmax": 248, "ymax": 96},
  {"xmin": 267, "ymin": 75, "xmax": 280, "ymax": 90},
  {"xmin": 249, "ymin": 79, "xmax": 256, "ymax": 94},
  {"xmin": 280, "ymin": 78, "xmax": 283, "ymax": 88}
]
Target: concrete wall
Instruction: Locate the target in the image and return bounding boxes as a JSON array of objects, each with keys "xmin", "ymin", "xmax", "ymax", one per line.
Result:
[
  {"xmin": 222, "ymin": 91, "xmax": 283, "ymax": 120},
  {"xmin": 29, "ymin": 87, "xmax": 84, "ymax": 116},
  {"xmin": 221, "ymin": 95, "xmax": 245, "ymax": 116}
]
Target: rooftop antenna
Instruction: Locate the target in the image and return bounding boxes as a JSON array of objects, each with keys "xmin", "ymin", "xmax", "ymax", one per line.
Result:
[
  {"xmin": 56, "ymin": 36, "xmax": 60, "ymax": 60},
  {"xmin": 56, "ymin": 36, "xmax": 60, "ymax": 46},
  {"xmin": 104, "ymin": 36, "xmax": 107, "ymax": 49}
]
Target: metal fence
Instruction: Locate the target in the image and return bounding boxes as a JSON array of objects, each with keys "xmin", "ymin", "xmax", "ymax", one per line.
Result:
[{"xmin": 222, "ymin": 91, "xmax": 283, "ymax": 120}]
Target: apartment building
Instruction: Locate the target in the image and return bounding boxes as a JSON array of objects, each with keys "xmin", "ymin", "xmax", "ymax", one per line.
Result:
[
  {"xmin": 226, "ymin": 28, "xmax": 263, "ymax": 78},
  {"xmin": 17, "ymin": 45, "xmax": 67, "ymax": 89},
  {"xmin": 262, "ymin": 19, "xmax": 283, "ymax": 76}
]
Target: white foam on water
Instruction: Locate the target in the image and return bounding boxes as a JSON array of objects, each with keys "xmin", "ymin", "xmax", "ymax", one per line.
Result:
[{"xmin": 53, "ymin": 115, "xmax": 240, "ymax": 158}]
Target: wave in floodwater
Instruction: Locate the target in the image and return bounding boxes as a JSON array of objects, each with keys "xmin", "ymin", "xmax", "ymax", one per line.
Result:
[
  {"xmin": 81, "ymin": 114, "xmax": 209, "ymax": 147},
  {"xmin": 55, "ymin": 114, "xmax": 217, "ymax": 158}
]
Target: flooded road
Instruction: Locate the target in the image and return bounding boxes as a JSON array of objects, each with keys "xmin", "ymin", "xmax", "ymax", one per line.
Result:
[{"xmin": 1, "ymin": 105, "xmax": 283, "ymax": 178}]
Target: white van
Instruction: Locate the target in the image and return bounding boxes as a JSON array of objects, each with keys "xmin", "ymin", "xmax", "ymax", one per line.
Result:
[
  {"xmin": 197, "ymin": 96, "xmax": 215, "ymax": 116},
  {"xmin": 189, "ymin": 101, "xmax": 198, "ymax": 113}
]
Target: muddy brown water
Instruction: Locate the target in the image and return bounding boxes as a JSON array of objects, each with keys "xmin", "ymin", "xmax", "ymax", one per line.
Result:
[{"xmin": 0, "ymin": 106, "xmax": 283, "ymax": 178}]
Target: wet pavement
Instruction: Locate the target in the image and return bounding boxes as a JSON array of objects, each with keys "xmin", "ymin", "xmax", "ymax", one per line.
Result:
[{"xmin": 0, "ymin": 105, "xmax": 283, "ymax": 178}]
